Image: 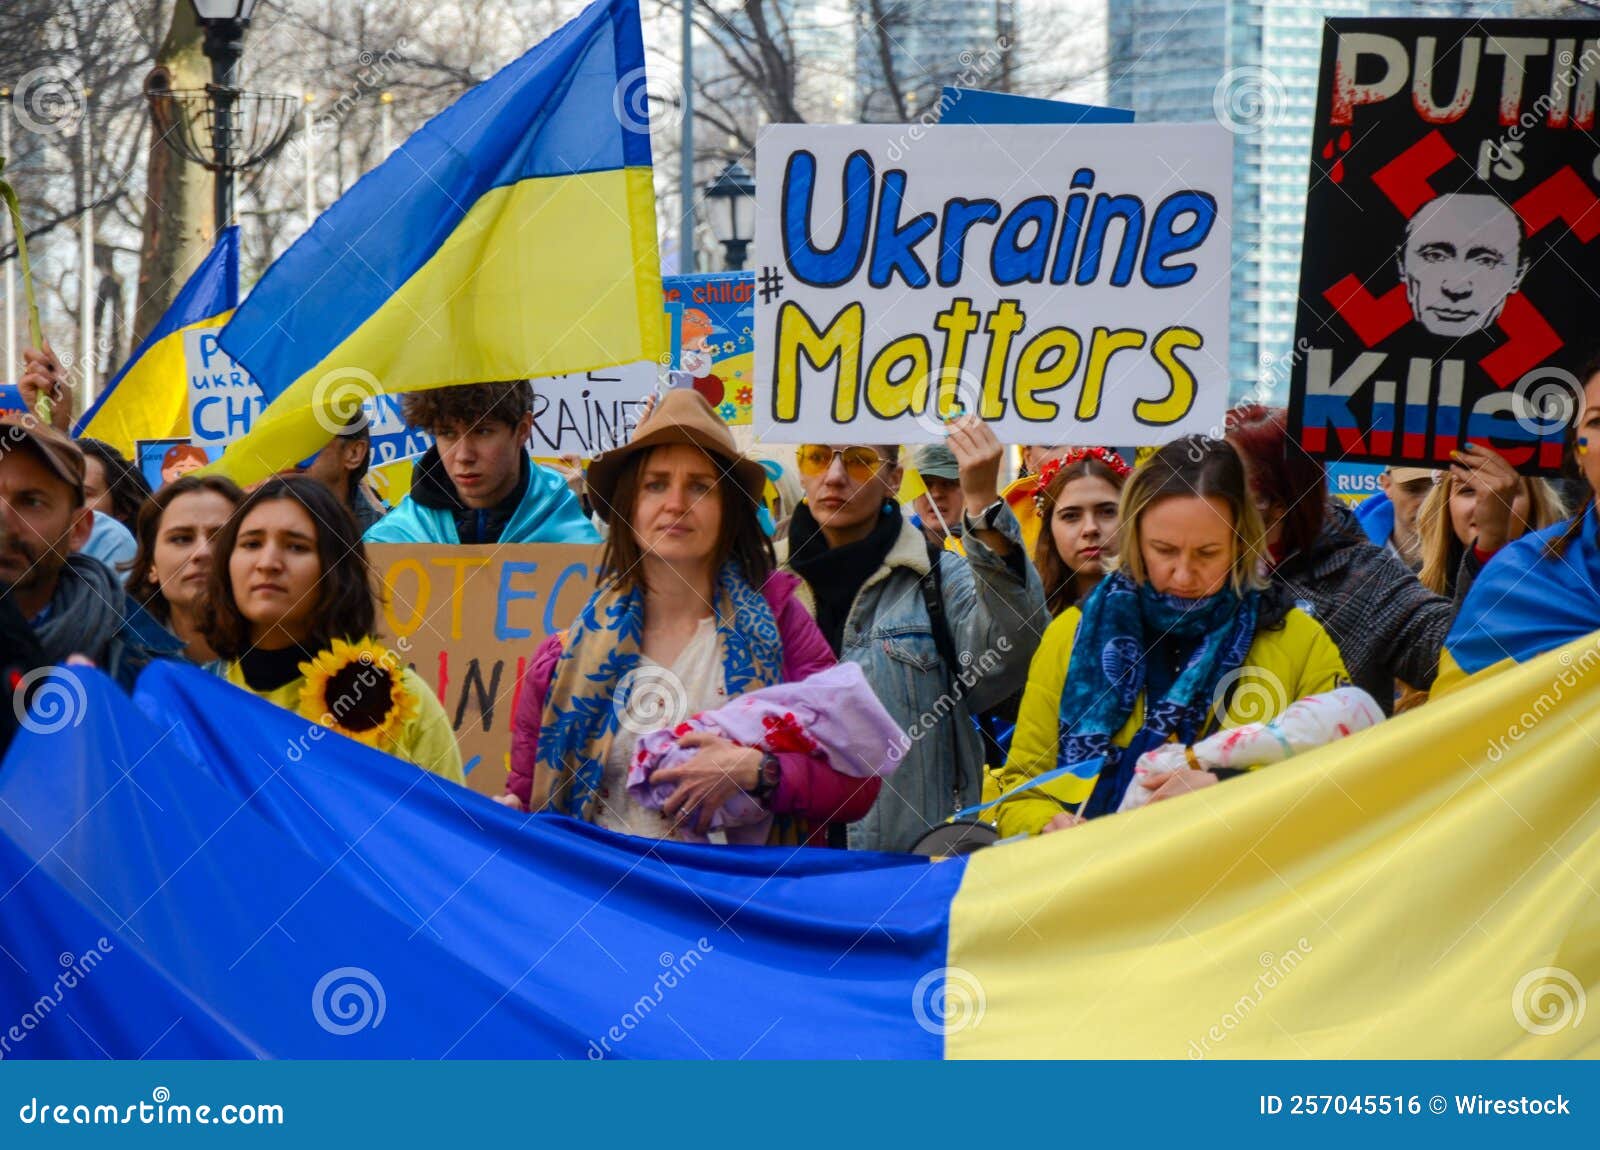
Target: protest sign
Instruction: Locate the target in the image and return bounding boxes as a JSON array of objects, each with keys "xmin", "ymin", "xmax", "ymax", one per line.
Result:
[
  {"xmin": 369, "ymin": 543, "xmax": 601, "ymax": 796},
  {"xmin": 135, "ymin": 438, "xmax": 222, "ymax": 490},
  {"xmin": 529, "ymin": 362, "xmax": 659, "ymax": 457},
  {"xmin": 753, "ymin": 123, "xmax": 1231, "ymax": 445},
  {"xmin": 186, "ymin": 327, "xmax": 265, "ymax": 448},
  {"xmin": 664, "ymin": 272, "xmax": 755, "ymax": 425},
  {"xmin": 1326, "ymin": 460, "xmax": 1387, "ymax": 507},
  {"xmin": 1289, "ymin": 19, "xmax": 1600, "ymax": 476}
]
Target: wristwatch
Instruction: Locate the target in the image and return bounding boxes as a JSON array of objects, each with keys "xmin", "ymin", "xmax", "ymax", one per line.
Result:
[
  {"xmin": 749, "ymin": 752, "xmax": 781, "ymax": 802},
  {"xmin": 964, "ymin": 498, "xmax": 1006, "ymax": 534}
]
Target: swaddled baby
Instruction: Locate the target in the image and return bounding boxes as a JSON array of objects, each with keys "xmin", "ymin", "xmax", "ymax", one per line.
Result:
[
  {"xmin": 1119, "ymin": 687, "xmax": 1385, "ymax": 813},
  {"xmin": 627, "ymin": 662, "xmax": 902, "ymax": 844}
]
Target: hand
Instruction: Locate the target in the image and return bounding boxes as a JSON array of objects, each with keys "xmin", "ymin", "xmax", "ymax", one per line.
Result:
[
  {"xmin": 549, "ymin": 454, "xmax": 586, "ymax": 501},
  {"xmin": 1451, "ymin": 442, "xmax": 1521, "ymax": 554},
  {"xmin": 18, "ymin": 341, "xmax": 72, "ymax": 432},
  {"xmin": 654, "ymin": 731, "xmax": 762, "ymax": 835},
  {"xmin": 493, "ymin": 792, "xmax": 528, "ymax": 812},
  {"xmin": 1144, "ymin": 768, "xmax": 1219, "ymax": 803},
  {"xmin": 1041, "ymin": 810, "xmax": 1086, "ymax": 833},
  {"xmin": 944, "ymin": 413, "xmax": 1003, "ymax": 519},
  {"xmin": 636, "ymin": 391, "xmax": 659, "ymax": 426}
]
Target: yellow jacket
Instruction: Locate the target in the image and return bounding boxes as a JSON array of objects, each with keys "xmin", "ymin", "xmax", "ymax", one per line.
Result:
[
  {"xmin": 995, "ymin": 604, "xmax": 1348, "ymax": 837},
  {"xmin": 223, "ymin": 661, "xmax": 465, "ymax": 785}
]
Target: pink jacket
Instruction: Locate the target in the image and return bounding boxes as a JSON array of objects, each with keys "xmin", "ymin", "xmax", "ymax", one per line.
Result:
[{"xmin": 508, "ymin": 571, "xmax": 881, "ymax": 841}]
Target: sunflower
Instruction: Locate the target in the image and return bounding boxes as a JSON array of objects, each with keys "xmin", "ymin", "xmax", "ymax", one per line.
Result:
[{"xmin": 297, "ymin": 638, "xmax": 419, "ymax": 750}]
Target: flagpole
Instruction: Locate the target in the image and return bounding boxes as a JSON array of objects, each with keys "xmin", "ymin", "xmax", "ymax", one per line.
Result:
[
  {"xmin": 303, "ymin": 93, "xmax": 315, "ymax": 231},
  {"xmin": 678, "ymin": 0, "xmax": 694, "ymax": 274},
  {"xmin": 2, "ymin": 87, "xmax": 14, "ymax": 383},
  {"xmin": 80, "ymin": 89, "xmax": 95, "ymax": 404}
]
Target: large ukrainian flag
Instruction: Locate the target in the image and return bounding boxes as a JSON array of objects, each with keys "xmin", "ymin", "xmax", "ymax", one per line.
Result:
[
  {"xmin": 73, "ymin": 227, "xmax": 239, "ymax": 457},
  {"xmin": 208, "ymin": 0, "xmax": 664, "ymax": 485},
  {"xmin": 4, "ymin": 628, "xmax": 1599, "ymax": 1058}
]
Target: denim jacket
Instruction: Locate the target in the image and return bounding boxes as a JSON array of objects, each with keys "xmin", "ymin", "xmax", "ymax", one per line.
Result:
[{"xmin": 786, "ymin": 504, "xmax": 1045, "ymax": 852}]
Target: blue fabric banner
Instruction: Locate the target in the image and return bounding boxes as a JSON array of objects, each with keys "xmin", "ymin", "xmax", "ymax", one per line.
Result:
[{"xmin": 0, "ymin": 664, "xmax": 959, "ymax": 1059}]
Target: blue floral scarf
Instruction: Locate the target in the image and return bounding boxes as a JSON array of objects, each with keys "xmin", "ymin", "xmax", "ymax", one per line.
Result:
[
  {"xmin": 532, "ymin": 563, "xmax": 784, "ymax": 821},
  {"xmin": 1058, "ymin": 571, "xmax": 1259, "ymax": 818}
]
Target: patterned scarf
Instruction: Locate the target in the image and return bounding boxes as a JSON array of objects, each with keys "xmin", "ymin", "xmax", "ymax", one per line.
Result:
[
  {"xmin": 1058, "ymin": 571, "xmax": 1259, "ymax": 818},
  {"xmin": 531, "ymin": 563, "xmax": 784, "ymax": 823}
]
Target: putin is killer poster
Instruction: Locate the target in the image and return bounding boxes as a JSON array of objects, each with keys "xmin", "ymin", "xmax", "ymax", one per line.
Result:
[{"xmin": 1289, "ymin": 19, "xmax": 1600, "ymax": 476}]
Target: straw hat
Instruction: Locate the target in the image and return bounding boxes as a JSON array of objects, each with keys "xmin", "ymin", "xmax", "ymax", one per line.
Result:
[{"xmin": 584, "ymin": 388, "xmax": 767, "ymax": 523}]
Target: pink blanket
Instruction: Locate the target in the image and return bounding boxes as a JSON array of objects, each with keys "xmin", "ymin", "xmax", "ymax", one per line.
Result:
[{"xmin": 627, "ymin": 663, "xmax": 902, "ymax": 844}]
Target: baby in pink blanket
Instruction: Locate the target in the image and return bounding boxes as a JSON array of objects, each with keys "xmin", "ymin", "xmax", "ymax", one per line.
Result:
[{"xmin": 627, "ymin": 662, "xmax": 902, "ymax": 844}]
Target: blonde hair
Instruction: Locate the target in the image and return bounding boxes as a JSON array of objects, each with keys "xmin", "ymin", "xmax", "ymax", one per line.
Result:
[
  {"xmin": 1114, "ymin": 436, "xmax": 1268, "ymax": 595},
  {"xmin": 1416, "ymin": 471, "xmax": 1568, "ymax": 595}
]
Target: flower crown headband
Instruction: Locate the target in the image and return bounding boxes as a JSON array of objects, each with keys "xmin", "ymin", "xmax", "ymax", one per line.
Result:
[{"xmin": 1034, "ymin": 447, "xmax": 1131, "ymax": 513}]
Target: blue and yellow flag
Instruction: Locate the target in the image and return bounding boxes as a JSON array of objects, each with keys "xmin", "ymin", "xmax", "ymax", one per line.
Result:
[
  {"xmin": 207, "ymin": 0, "xmax": 664, "ymax": 486},
  {"xmin": 4, "ymin": 628, "xmax": 1599, "ymax": 1058},
  {"xmin": 1434, "ymin": 504, "xmax": 1600, "ymax": 696},
  {"xmin": 73, "ymin": 227, "xmax": 239, "ymax": 457}
]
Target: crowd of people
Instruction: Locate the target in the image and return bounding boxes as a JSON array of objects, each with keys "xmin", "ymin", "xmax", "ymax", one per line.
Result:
[{"xmin": 4, "ymin": 336, "xmax": 1599, "ymax": 854}]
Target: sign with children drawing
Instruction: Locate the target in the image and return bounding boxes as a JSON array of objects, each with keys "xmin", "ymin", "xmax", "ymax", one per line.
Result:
[
  {"xmin": 753, "ymin": 122, "xmax": 1233, "ymax": 445},
  {"xmin": 1289, "ymin": 18, "xmax": 1600, "ymax": 476},
  {"xmin": 664, "ymin": 272, "xmax": 755, "ymax": 426}
]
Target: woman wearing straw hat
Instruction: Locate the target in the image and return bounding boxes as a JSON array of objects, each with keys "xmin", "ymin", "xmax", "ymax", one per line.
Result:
[{"xmin": 504, "ymin": 389, "xmax": 883, "ymax": 844}]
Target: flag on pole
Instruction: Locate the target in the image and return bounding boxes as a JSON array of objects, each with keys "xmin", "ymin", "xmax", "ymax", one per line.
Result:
[
  {"xmin": 207, "ymin": 0, "xmax": 664, "ymax": 485},
  {"xmin": 73, "ymin": 227, "xmax": 239, "ymax": 458}
]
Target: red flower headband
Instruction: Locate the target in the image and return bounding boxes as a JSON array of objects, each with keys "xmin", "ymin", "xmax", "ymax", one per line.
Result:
[{"xmin": 1034, "ymin": 447, "xmax": 1131, "ymax": 513}]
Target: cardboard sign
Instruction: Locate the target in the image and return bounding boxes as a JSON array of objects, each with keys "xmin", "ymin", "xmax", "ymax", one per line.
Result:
[
  {"xmin": 663, "ymin": 272, "xmax": 755, "ymax": 425},
  {"xmin": 369, "ymin": 543, "xmax": 602, "ymax": 796},
  {"xmin": 753, "ymin": 122, "xmax": 1233, "ymax": 445},
  {"xmin": 529, "ymin": 362, "xmax": 659, "ymax": 457},
  {"xmin": 1289, "ymin": 19, "xmax": 1600, "ymax": 476},
  {"xmin": 186, "ymin": 327, "xmax": 266, "ymax": 448}
]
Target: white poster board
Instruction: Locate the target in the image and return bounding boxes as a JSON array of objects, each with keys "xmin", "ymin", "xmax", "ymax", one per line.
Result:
[
  {"xmin": 754, "ymin": 123, "xmax": 1233, "ymax": 445},
  {"xmin": 186, "ymin": 327, "xmax": 266, "ymax": 448},
  {"xmin": 530, "ymin": 361, "xmax": 659, "ymax": 457}
]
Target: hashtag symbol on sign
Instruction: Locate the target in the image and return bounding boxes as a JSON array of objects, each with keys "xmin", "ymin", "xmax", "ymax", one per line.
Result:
[{"xmin": 758, "ymin": 266, "xmax": 785, "ymax": 304}]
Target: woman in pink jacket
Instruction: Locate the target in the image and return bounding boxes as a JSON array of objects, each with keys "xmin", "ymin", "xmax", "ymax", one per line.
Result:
[{"xmin": 503, "ymin": 390, "xmax": 881, "ymax": 846}]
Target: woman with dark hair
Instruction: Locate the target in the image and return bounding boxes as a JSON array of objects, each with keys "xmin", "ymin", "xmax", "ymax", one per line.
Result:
[
  {"xmin": 1031, "ymin": 447, "xmax": 1131, "ymax": 616},
  {"xmin": 201, "ymin": 475, "xmax": 462, "ymax": 781},
  {"xmin": 1225, "ymin": 404, "xmax": 1483, "ymax": 711},
  {"xmin": 1435, "ymin": 364, "xmax": 1600, "ymax": 694},
  {"xmin": 995, "ymin": 437, "xmax": 1347, "ymax": 836},
  {"xmin": 505, "ymin": 389, "xmax": 882, "ymax": 844},
  {"xmin": 78, "ymin": 438, "xmax": 153, "ymax": 531},
  {"xmin": 125, "ymin": 474, "xmax": 244, "ymax": 663}
]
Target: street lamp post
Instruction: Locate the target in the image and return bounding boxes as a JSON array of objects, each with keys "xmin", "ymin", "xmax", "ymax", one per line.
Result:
[
  {"xmin": 704, "ymin": 161, "xmax": 755, "ymax": 271},
  {"xmin": 192, "ymin": 0, "xmax": 260, "ymax": 231}
]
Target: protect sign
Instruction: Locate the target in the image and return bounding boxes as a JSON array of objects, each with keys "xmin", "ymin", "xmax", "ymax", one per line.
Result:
[
  {"xmin": 1289, "ymin": 19, "xmax": 1600, "ymax": 476},
  {"xmin": 754, "ymin": 123, "xmax": 1232, "ymax": 444}
]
